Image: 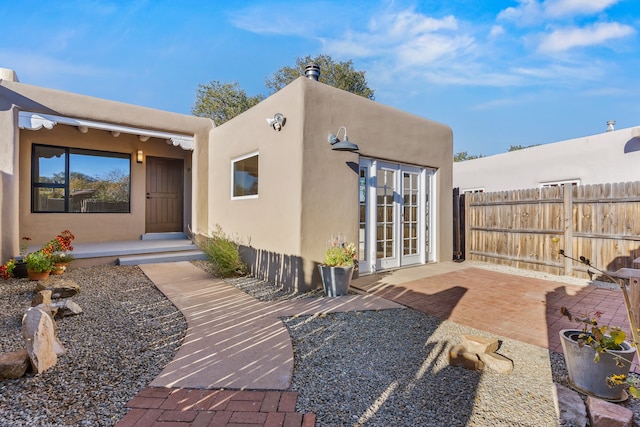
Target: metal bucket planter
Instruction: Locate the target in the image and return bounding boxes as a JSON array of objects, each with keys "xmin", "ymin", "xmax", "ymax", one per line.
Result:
[
  {"xmin": 559, "ymin": 329, "xmax": 635, "ymax": 401},
  {"xmin": 318, "ymin": 265, "xmax": 354, "ymax": 297}
]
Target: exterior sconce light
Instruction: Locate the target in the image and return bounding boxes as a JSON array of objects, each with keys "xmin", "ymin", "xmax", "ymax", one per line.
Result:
[
  {"xmin": 266, "ymin": 113, "xmax": 286, "ymax": 131},
  {"xmin": 328, "ymin": 126, "xmax": 359, "ymax": 152},
  {"xmin": 136, "ymin": 150, "xmax": 144, "ymax": 163}
]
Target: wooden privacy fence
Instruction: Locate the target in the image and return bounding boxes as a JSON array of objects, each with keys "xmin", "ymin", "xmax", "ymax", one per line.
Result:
[{"xmin": 464, "ymin": 181, "xmax": 640, "ymax": 279}]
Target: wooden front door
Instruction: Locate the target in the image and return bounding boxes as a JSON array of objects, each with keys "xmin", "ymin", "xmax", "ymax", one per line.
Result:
[{"xmin": 146, "ymin": 157, "xmax": 184, "ymax": 233}]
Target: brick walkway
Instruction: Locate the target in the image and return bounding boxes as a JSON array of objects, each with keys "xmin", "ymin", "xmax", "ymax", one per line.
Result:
[
  {"xmin": 117, "ymin": 388, "xmax": 315, "ymax": 427},
  {"xmin": 114, "ymin": 262, "xmax": 401, "ymax": 427},
  {"xmin": 114, "ymin": 261, "xmax": 634, "ymax": 426},
  {"xmin": 351, "ymin": 266, "xmax": 632, "ymax": 354}
]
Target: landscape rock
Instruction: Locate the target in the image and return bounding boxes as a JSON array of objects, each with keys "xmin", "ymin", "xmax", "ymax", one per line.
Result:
[
  {"xmin": 21, "ymin": 306, "xmax": 65, "ymax": 374},
  {"xmin": 448, "ymin": 344, "xmax": 484, "ymax": 371},
  {"xmin": 31, "ymin": 290, "xmax": 52, "ymax": 307},
  {"xmin": 50, "ymin": 299, "xmax": 83, "ymax": 318},
  {"xmin": 461, "ymin": 334, "xmax": 499, "ymax": 354},
  {"xmin": 35, "ymin": 279, "xmax": 80, "ymax": 299},
  {"xmin": 478, "ymin": 352, "xmax": 513, "ymax": 374},
  {"xmin": 554, "ymin": 384, "xmax": 587, "ymax": 427},
  {"xmin": 587, "ymin": 395, "xmax": 633, "ymax": 427},
  {"xmin": 0, "ymin": 349, "xmax": 30, "ymax": 379}
]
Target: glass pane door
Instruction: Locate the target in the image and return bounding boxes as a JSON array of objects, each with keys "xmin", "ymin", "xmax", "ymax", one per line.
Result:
[
  {"xmin": 359, "ymin": 159, "xmax": 433, "ymax": 274},
  {"xmin": 376, "ymin": 167, "xmax": 398, "ymax": 269},
  {"xmin": 401, "ymin": 171, "xmax": 420, "ymax": 265}
]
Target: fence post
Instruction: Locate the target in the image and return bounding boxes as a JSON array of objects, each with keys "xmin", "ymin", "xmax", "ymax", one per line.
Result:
[{"xmin": 563, "ymin": 185, "xmax": 573, "ymax": 276}]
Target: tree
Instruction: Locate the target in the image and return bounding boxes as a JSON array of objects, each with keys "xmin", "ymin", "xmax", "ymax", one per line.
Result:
[
  {"xmin": 508, "ymin": 144, "xmax": 539, "ymax": 151},
  {"xmin": 192, "ymin": 55, "xmax": 374, "ymax": 125},
  {"xmin": 453, "ymin": 151, "xmax": 484, "ymax": 162},
  {"xmin": 192, "ymin": 80, "xmax": 264, "ymax": 125},
  {"xmin": 265, "ymin": 54, "xmax": 375, "ymax": 100}
]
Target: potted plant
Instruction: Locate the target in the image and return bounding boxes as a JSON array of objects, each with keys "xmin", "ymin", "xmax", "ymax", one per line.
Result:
[
  {"xmin": 318, "ymin": 235, "xmax": 357, "ymax": 297},
  {"xmin": 558, "ymin": 249, "xmax": 640, "ymax": 401},
  {"xmin": 0, "ymin": 259, "xmax": 16, "ymax": 280},
  {"xmin": 25, "ymin": 251, "xmax": 53, "ymax": 281},
  {"xmin": 50, "ymin": 252, "xmax": 74, "ymax": 275},
  {"xmin": 39, "ymin": 230, "xmax": 75, "ymax": 275},
  {"xmin": 12, "ymin": 237, "xmax": 32, "ymax": 278},
  {"xmin": 559, "ymin": 308, "xmax": 636, "ymax": 401}
]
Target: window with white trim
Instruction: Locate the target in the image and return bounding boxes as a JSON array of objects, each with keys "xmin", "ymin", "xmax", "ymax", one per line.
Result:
[
  {"xmin": 232, "ymin": 153, "xmax": 259, "ymax": 198},
  {"xmin": 540, "ymin": 179, "xmax": 580, "ymax": 188}
]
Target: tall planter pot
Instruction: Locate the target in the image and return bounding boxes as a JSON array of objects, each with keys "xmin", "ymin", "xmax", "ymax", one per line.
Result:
[
  {"xmin": 559, "ymin": 329, "xmax": 635, "ymax": 401},
  {"xmin": 12, "ymin": 261, "xmax": 28, "ymax": 279},
  {"xmin": 318, "ymin": 265, "xmax": 354, "ymax": 297}
]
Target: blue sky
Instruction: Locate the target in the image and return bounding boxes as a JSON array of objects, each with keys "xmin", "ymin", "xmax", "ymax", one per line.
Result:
[{"xmin": 1, "ymin": 0, "xmax": 638, "ymax": 156}]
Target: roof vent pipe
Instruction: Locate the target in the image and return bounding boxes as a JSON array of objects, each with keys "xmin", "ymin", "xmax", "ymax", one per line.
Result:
[
  {"xmin": 606, "ymin": 120, "xmax": 616, "ymax": 132},
  {"xmin": 305, "ymin": 63, "xmax": 320, "ymax": 81}
]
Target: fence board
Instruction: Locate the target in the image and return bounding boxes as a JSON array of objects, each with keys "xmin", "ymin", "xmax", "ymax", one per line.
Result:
[{"xmin": 464, "ymin": 181, "xmax": 640, "ymax": 279}]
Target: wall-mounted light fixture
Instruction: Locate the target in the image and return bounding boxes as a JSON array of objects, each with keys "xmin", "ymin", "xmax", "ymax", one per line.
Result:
[
  {"xmin": 266, "ymin": 113, "xmax": 286, "ymax": 131},
  {"xmin": 328, "ymin": 126, "xmax": 359, "ymax": 152},
  {"xmin": 136, "ymin": 150, "xmax": 144, "ymax": 163}
]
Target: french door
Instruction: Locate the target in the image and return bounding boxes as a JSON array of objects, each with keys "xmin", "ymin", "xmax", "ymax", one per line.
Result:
[{"xmin": 359, "ymin": 159, "xmax": 434, "ymax": 274}]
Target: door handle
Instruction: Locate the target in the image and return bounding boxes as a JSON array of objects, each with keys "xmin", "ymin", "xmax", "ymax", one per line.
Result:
[{"xmin": 146, "ymin": 193, "xmax": 151, "ymax": 199}]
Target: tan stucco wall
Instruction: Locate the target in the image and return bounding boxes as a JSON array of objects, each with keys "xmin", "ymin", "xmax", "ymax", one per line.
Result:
[
  {"xmin": 298, "ymin": 78, "xmax": 453, "ymax": 280},
  {"xmin": 204, "ymin": 80, "xmax": 306, "ymax": 288},
  {"xmin": 18, "ymin": 125, "xmax": 189, "ymax": 245},
  {"xmin": 0, "ymin": 78, "xmax": 211, "ymax": 260},
  {"xmin": 202, "ymin": 77, "xmax": 453, "ymax": 291},
  {"xmin": 0, "ymin": 106, "xmax": 20, "ymax": 260}
]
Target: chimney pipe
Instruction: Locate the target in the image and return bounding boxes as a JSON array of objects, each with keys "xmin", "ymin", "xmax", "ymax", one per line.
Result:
[
  {"xmin": 304, "ymin": 63, "xmax": 320, "ymax": 81},
  {"xmin": 606, "ymin": 120, "xmax": 616, "ymax": 132}
]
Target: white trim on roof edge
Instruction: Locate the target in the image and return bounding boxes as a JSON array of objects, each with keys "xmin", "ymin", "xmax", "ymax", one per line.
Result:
[{"xmin": 18, "ymin": 111, "xmax": 194, "ymax": 150}]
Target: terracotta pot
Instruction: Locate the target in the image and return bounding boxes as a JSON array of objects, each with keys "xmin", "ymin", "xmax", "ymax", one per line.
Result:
[
  {"xmin": 51, "ymin": 262, "xmax": 69, "ymax": 275},
  {"xmin": 27, "ymin": 269, "xmax": 50, "ymax": 281}
]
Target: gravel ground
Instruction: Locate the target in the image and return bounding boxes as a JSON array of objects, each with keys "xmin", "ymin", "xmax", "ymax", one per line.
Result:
[
  {"xmin": 0, "ymin": 265, "xmax": 186, "ymax": 427},
  {"xmin": 1, "ymin": 260, "xmax": 639, "ymax": 426},
  {"xmin": 200, "ymin": 260, "xmax": 640, "ymax": 426}
]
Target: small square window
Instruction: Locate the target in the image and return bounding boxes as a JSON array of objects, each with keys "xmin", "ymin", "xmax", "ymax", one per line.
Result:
[{"xmin": 232, "ymin": 153, "xmax": 258, "ymax": 198}]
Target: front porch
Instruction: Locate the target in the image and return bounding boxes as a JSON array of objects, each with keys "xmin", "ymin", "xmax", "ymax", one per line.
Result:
[{"xmin": 27, "ymin": 232, "xmax": 207, "ymax": 268}]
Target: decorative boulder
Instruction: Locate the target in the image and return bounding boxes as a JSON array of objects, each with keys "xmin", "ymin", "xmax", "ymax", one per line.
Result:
[
  {"xmin": 35, "ymin": 279, "xmax": 80, "ymax": 299},
  {"xmin": 0, "ymin": 349, "xmax": 30, "ymax": 379},
  {"xmin": 31, "ymin": 290, "xmax": 52, "ymax": 307},
  {"xmin": 50, "ymin": 299, "xmax": 83, "ymax": 318},
  {"xmin": 21, "ymin": 307, "xmax": 65, "ymax": 374}
]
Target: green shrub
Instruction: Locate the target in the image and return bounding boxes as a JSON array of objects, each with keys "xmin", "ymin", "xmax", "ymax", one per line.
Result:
[{"xmin": 203, "ymin": 226, "xmax": 248, "ymax": 278}]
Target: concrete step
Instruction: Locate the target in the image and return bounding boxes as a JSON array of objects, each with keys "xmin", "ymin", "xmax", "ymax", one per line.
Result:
[
  {"xmin": 118, "ymin": 250, "xmax": 208, "ymax": 266},
  {"xmin": 141, "ymin": 232, "xmax": 188, "ymax": 241}
]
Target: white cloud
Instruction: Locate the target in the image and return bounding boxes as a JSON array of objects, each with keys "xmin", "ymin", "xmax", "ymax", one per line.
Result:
[
  {"xmin": 228, "ymin": 2, "xmax": 335, "ymax": 36},
  {"xmin": 497, "ymin": 0, "xmax": 543, "ymax": 25},
  {"xmin": 543, "ymin": 0, "xmax": 620, "ymax": 18},
  {"xmin": 227, "ymin": 2, "xmax": 634, "ymax": 90},
  {"xmin": 323, "ymin": 8, "xmax": 478, "ymax": 76},
  {"xmin": 489, "ymin": 25, "xmax": 505, "ymax": 38},
  {"xmin": 538, "ymin": 22, "xmax": 635, "ymax": 52},
  {"xmin": 497, "ymin": 0, "xmax": 621, "ymax": 24},
  {"xmin": 0, "ymin": 50, "xmax": 111, "ymax": 83}
]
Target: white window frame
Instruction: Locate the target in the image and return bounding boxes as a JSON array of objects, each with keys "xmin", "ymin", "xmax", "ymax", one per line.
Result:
[
  {"xmin": 540, "ymin": 179, "xmax": 580, "ymax": 188},
  {"xmin": 231, "ymin": 151, "xmax": 259, "ymax": 200},
  {"xmin": 463, "ymin": 187, "xmax": 484, "ymax": 193}
]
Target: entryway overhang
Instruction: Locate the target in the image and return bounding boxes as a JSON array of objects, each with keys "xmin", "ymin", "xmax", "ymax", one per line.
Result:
[{"xmin": 18, "ymin": 111, "xmax": 194, "ymax": 150}]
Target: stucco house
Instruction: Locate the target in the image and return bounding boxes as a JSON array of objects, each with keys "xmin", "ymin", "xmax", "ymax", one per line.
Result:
[
  {"xmin": 0, "ymin": 66, "xmax": 453, "ymax": 292},
  {"xmin": 453, "ymin": 124, "xmax": 640, "ymax": 193}
]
